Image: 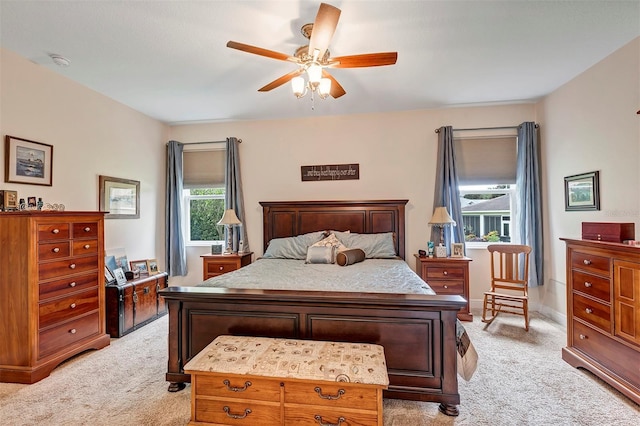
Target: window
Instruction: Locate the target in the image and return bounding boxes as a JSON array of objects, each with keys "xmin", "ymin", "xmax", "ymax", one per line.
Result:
[
  {"xmin": 182, "ymin": 146, "xmax": 226, "ymax": 245},
  {"xmin": 455, "ymin": 134, "xmax": 518, "ymax": 246},
  {"xmin": 184, "ymin": 188, "xmax": 225, "ymax": 245}
]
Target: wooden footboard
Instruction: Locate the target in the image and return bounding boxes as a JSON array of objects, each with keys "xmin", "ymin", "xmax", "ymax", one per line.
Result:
[{"xmin": 159, "ymin": 286, "xmax": 466, "ymax": 415}]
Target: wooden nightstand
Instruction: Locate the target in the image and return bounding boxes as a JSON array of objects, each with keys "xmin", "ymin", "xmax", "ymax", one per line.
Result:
[
  {"xmin": 414, "ymin": 255, "xmax": 473, "ymax": 321},
  {"xmin": 201, "ymin": 252, "xmax": 252, "ymax": 280}
]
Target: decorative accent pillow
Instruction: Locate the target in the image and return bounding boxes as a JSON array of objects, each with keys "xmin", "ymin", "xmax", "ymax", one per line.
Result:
[
  {"xmin": 334, "ymin": 231, "xmax": 397, "ymax": 258},
  {"xmin": 262, "ymin": 231, "xmax": 325, "ymax": 259},
  {"xmin": 312, "ymin": 233, "xmax": 348, "ymax": 263},
  {"xmin": 305, "ymin": 245, "xmax": 335, "ymax": 264},
  {"xmin": 336, "ymin": 248, "xmax": 366, "ymax": 266}
]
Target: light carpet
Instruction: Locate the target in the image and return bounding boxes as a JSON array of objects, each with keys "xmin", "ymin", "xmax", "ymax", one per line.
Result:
[{"xmin": 1, "ymin": 311, "xmax": 638, "ymax": 425}]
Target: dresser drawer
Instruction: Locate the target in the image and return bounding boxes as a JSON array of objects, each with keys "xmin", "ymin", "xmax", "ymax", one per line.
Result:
[
  {"xmin": 424, "ymin": 266, "xmax": 465, "ymax": 280},
  {"xmin": 206, "ymin": 262, "xmax": 239, "ymax": 275},
  {"xmin": 571, "ymin": 270, "xmax": 611, "ymax": 302},
  {"xmin": 194, "ymin": 375, "xmax": 282, "ymax": 401},
  {"xmin": 38, "ymin": 255, "xmax": 98, "ymax": 281},
  {"xmin": 284, "ymin": 405, "xmax": 378, "ymax": 426},
  {"xmin": 571, "ymin": 251, "xmax": 610, "ymax": 276},
  {"xmin": 72, "ymin": 222, "xmax": 99, "ymax": 239},
  {"xmin": 39, "ymin": 273, "xmax": 97, "ymax": 300},
  {"xmin": 193, "ymin": 398, "xmax": 280, "ymax": 425},
  {"xmin": 427, "ymin": 280, "xmax": 464, "ymax": 295},
  {"xmin": 38, "ymin": 223, "xmax": 70, "ymax": 241},
  {"xmin": 572, "ymin": 319, "xmax": 640, "ymax": 388},
  {"xmin": 72, "ymin": 239, "xmax": 99, "ymax": 255},
  {"xmin": 39, "ymin": 288, "xmax": 99, "ymax": 329},
  {"xmin": 38, "ymin": 312, "xmax": 101, "ymax": 358},
  {"xmin": 573, "ymin": 293, "xmax": 611, "ymax": 333},
  {"xmin": 284, "ymin": 381, "xmax": 378, "ymax": 410},
  {"xmin": 38, "ymin": 241, "xmax": 71, "ymax": 260}
]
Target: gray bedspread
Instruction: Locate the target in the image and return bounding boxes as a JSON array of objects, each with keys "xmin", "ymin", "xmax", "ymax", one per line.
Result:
[{"xmin": 197, "ymin": 258, "xmax": 436, "ymax": 295}]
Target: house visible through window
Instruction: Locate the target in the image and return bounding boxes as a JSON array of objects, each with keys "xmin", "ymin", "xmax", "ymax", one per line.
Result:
[
  {"xmin": 454, "ymin": 135, "xmax": 517, "ymax": 244},
  {"xmin": 182, "ymin": 146, "xmax": 226, "ymax": 245}
]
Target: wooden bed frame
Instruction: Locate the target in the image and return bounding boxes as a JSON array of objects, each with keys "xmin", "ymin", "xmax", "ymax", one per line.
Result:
[{"xmin": 159, "ymin": 200, "xmax": 466, "ymax": 415}]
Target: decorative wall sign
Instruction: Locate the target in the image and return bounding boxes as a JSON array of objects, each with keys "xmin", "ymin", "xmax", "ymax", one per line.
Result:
[{"xmin": 301, "ymin": 164, "xmax": 360, "ymax": 181}]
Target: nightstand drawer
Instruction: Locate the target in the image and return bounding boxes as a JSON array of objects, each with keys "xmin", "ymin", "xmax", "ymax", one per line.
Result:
[
  {"xmin": 424, "ymin": 266, "xmax": 465, "ymax": 279},
  {"xmin": 427, "ymin": 280, "xmax": 464, "ymax": 295},
  {"xmin": 207, "ymin": 262, "xmax": 238, "ymax": 275}
]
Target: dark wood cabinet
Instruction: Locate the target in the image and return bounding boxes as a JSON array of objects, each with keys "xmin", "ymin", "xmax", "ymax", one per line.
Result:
[
  {"xmin": 0, "ymin": 211, "xmax": 109, "ymax": 384},
  {"xmin": 105, "ymin": 272, "xmax": 168, "ymax": 337},
  {"xmin": 561, "ymin": 238, "xmax": 640, "ymax": 405},
  {"xmin": 415, "ymin": 255, "xmax": 473, "ymax": 321}
]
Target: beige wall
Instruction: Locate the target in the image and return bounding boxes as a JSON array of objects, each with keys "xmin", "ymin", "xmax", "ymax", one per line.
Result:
[
  {"xmin": 169, "ymin": 105, "xmax": 535, "ymax": 288},
  {"xmin": 0, "ymin": 48, "xmax": 169, "ymax": 265}
]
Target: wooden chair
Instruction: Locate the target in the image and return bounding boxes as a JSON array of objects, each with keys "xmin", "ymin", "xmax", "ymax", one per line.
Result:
[{"xmin": 482, "ymin": 244, "xmax": 532, "ymax": 331}]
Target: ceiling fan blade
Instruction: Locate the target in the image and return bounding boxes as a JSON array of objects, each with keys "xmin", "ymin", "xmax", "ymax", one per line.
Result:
[
  {"xmin": 227, "ymin": 41, "xmax": 297, "ymax": 62},
  {"xmin": 329, "ymin": 52, "xmax": 398, "ymax": 68},
  {"xmin": 308, "ymin": 3, "xmax": 341, "ymax": 59},
  {"xmin": 258, "ymin": 69, "xmax": 304, "ymax": 92},
  {"xmin": 322, "ymin": 70, "xmax": 346, "ymax": 98}
]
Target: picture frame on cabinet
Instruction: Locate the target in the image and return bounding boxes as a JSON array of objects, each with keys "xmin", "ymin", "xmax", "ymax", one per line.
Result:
[
  {"xmin": 1, "ymin": 190, "xmax": 18, "ymax": 211},
  {"xmin": 4, "ymin": 135, "xmax": 53, "ymax": 186},
  {"xmin": 130, "ymin": 259, "xmax": 149, "ymax": 275},
  {"xmin": 113, "ymin": 267, "xmax": 127, "ymax": 285},
  {"xmin": 147, "ymin": 259, "xmax": 159, "ymax": 275},
  {"xmin": 451, "ymin": 243, "xmax": 464, "ymax": 258},
  {"xmin": 104, "ymin": 266, "xmax": 116, "ymax": 286},
  {"xmin": 99, "ymin": 175, "xmax": 140, "ymax": 219}
]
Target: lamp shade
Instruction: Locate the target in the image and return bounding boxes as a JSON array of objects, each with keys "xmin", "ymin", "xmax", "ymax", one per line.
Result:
[
  {"xmin": 428, "ymin": 206, "xmax": 456, "ymax": 226},
  {"xmin": 292, "ymin": 76, "xmax": 305, "ymax": 97},
  {"xmin": 217, "ymin": 209, "xmax": 242, "ymax": 226}
]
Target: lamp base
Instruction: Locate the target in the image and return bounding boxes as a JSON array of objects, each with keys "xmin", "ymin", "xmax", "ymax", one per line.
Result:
[{"xmin": 434, "ymin": 245, "xmax": 447, "ymax": 258}]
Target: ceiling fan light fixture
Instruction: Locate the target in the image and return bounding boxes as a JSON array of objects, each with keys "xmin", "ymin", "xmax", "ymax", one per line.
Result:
[
  {"xmin": 292, "ymin": 76, "xmax": 306, "ymax": 98},
  {"xmin": 307, "ymin": 63, "xmax": 322, "ymax": 85},
  {"xmin": 319, "ymin": 78, "xmax": 331, "ymax": 98}
]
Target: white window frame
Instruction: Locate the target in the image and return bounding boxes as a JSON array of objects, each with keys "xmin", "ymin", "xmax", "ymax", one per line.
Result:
[
  {"xmin": 459, "ymin": 185, "xmax": 518, "ymax": 250},
  {"xmin": 183, "ymin": 187, "xmax": 225, "ymax": 246}
]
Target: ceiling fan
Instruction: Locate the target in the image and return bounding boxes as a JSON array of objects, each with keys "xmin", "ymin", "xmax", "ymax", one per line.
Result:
[{"xmin": 226, "ymin": 3, "xmax": 397, "ymax": 100}]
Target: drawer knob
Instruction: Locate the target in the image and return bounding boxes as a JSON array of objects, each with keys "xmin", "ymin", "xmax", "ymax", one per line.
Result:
[
  {"xmin": 579, "ymin": 334, "xmax": 587, "ymax": 340},
  {"xmin": 69, "ymin": 282, "xmax": 76, "ymax": 287},
  {"xmin": 583, "ymin": 259, "xmax": 592, "ymax": 265},
  {"xmin": 443, "ymin": 271, "xmax": 448, "ymax": 276},
  {"xmin": 84, "ymin": 227, "xmax": 91, "ymax": 232},
  {"xmin": 314, "ymin": 415, "xmax": 346, "ymax": 426},
  {"xmin": 223, "ymin": 379, "xmax": 252, "ymax": 392},
  {"xmin": 70, "ymin": 303, "xmax": 76, "ymax": 309},
  {"xmin": 69, "ymin": 328, "xmax": 77, "ymax": 334},
  {"xmin": 314, "ymin": 386, "xmax": 345, "ymax": 400},
  {"xmin": 585, "ymin": 308, "xmax": 593, "ymax": 314},
  {"xmin": 52, "ymin": 247, "xmax": 60, "ymax": 253},
  {"xmin": 584, "ymin": 282, "xmax": 592, "ymax": 288},
  {"xmin": 222, "ymin": 406, "xmax": 251, "ymax": 420},
  {"xmin": 52, "ymin": 229, "xmax": 60, "ymax": 234},
  {"xmin": 443, "ymin": 285, "xmax": 448, "ymax": 289},
  {"xmin": 69, "ymin": 263, "xmax": 76, "ymax": 269},
  {"xmin": 219, "ymin": 266, "xmax": 223, "ymax": 271},
  {"xmin": 84, "ymin": 244, "xmax": 90, "ymax": 249}
]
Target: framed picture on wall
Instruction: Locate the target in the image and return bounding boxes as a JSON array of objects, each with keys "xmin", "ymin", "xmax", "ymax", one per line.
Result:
[
  {"xmin": 5, "ymin": 135, "xmax": 53, "ymax": 186},
  {"xmin": 564, "ymin": 171, "xmax": 600, "ymax": 211},
  {"xmin": 99, "ymin": 175, "xmax": 140, "ymax": 219}
]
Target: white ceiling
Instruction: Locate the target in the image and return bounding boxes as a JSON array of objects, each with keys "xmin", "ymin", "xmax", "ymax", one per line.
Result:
[{"xmin": 1, "ymin": 1, "xmax": 638, "ymax": 124}]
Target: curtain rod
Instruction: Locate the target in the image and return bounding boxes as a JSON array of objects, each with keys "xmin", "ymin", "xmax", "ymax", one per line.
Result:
[
  {"xmin": 434, "ymin": 125, "xmax": 537, "ymax": 133},
  {"xmin": 181, "ymin": 139, "xmax": 242, "ymax": 145}
]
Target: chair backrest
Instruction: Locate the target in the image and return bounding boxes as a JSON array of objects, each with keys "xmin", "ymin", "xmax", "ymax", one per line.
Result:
[{"xmin": 487, "ymin": 244, "xmax": 532, "ymax": 296}]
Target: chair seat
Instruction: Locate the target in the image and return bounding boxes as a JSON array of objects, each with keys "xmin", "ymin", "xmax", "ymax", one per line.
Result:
[{"xmin": 483, "ymin": 291, "xmax": 527, "ymax": 301}]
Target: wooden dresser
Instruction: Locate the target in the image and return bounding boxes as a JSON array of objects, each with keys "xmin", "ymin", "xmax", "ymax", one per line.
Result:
[
  {"xmin": 415, "ymin": 255, "xmax": 473, "ymax": 321},
  {"xmin": 105, "ymin": 272, "xmax": 168, "ymax": 337},
  {"xmin": 0, "ymin": 211, "xmax": 110, "ymax": 384},
  {"xmin": 184, "ymin": 335, "xmax": 388, "ymax": 426},
  {"xmin": 561, "ymin": 238, "xmax": 640, "ymax": 404},
  {"xmin": 201, "ymin": 252, "xmax": 252, "ymax": 280}
]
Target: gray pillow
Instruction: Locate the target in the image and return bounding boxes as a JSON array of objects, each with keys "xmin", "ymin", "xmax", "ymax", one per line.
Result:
[
  {"xmin": 262, "ymin": 231, "xmax": 325, "ymax": 259},
  {"xmin": 305, "ymin": 245, "xmax": 335, "ymax": 264},
  {"xmin": 334, "ymin": 231, "xmax": 397, "ymax": 258}
]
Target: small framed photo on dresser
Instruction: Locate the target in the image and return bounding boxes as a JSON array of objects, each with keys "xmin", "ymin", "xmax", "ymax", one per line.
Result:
[
  {"xmin": 130, "ymin": 259, "xmax": 149, "ymax": 275},
  {"xmin": 451, "ymin": 243, "xmax": 464, "ymax": 258},
  {"xmin": 113, "ymin": 267, "xmax": 127, "ymax": 285}
]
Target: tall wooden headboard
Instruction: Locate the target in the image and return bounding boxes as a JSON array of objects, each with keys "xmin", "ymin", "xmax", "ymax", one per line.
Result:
[{"xmin": 260, "ymin": 200, "xmax": 408, "ymax": 259}]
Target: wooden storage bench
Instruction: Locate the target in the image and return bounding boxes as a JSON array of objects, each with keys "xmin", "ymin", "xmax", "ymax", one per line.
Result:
[{"xmin": 184, "ymin": 335, "xmax": 389, "ymax": 426}]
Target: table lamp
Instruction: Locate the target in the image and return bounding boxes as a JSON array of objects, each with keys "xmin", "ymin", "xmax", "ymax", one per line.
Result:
[
  {"xmin": 217, "ymin": 209, "xmax": 242, "ymax": 255},
  {"xmin": 428, "ymin": 206, "xmax": 456, "ymax": 257}
]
